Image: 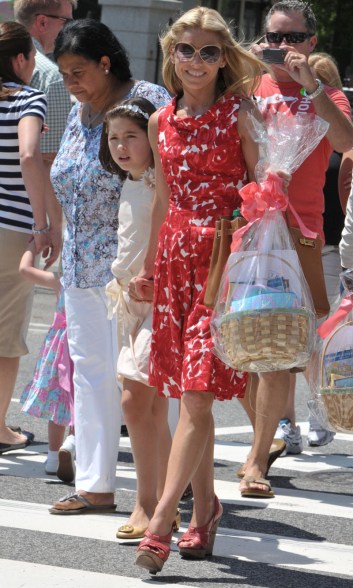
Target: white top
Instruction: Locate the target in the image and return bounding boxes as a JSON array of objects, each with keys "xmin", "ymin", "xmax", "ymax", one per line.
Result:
[{"xmin": 106, "ymin": 170, "xmax": 154, "ymax": 385}]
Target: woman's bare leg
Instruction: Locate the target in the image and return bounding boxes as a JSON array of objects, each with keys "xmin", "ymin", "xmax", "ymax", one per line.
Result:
[
  {"xmin": 147, "ymin": 390, "xmax": 215, "ymax": 536},
  {"xmin": 0, "ymin": 357, "xmax": 29, "ymax": 445},
  {"xmin": 239, "ymin": 370, "xmax": 290, "ymax": 493}
]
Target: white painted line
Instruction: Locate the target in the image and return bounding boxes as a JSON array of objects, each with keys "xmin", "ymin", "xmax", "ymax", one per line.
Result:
[
  {"xmin": 213, "ymin": 441, "xmax": 353, "ymax": 471},
  {"xmin": 1, "ymin": 559, "xmax": 196, "ymax": 588},
  {"xmin": 0, "ymin": 499, "xmax": 125, "ymax": 542},
  {"xmin": 1, "ymin": 500, "xmax": 352, "ymax": 578},
  {"xmin": 214, "ymin": 528, "xmax": 353, "ymax": 576},
  {"xmin": 29, "ymin": 322, "xmax": 52, "ymax": 329},
  {"xmin": 1, "ymin": 444, "xmax": 350, "ymax": 484},
  {"xmin": 214, "ymin": 478, "xmax": 353, "ymax": 519},
  {"xmin": 215, "ymin": 422, "xmax": 353, "ymax": 442},
  {"xmin": 1, "ymin": 447, "xmax": 352, "ymax": 519}
]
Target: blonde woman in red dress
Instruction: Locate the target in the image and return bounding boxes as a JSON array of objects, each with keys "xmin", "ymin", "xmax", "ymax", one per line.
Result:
[{"xmin": 129, "ymin": 6, "xmax": 269, "ymax": 574}]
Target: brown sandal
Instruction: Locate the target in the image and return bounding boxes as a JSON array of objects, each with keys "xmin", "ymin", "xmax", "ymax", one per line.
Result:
[
  {"xmin": 49, "ymin": 492, "xmax": 116, "ymax": 515},
  {"xmin": 236, "ymin": 439, "xmax": 286, "ymax": 479}
]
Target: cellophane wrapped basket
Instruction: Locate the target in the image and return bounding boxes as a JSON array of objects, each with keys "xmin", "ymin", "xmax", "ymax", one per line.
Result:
[
  {"xmin": 211, "ymin": 210, "xmax": 316, "ymax": 372},
  {"xmin": 309, "ymin": 270, "xmax": 353, "ymax": 433},
  {"xmin": 211, "ymin": 112, "xmax": 329, "ymax": 373}
]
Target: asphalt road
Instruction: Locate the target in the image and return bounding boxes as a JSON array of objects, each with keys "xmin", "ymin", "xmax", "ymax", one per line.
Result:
[{"xmin": 1, "ymin": 286, "xmax": 352, "ymax": 588}]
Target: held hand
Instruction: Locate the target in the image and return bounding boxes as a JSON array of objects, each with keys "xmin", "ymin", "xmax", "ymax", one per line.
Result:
[
  {"xmin": 265, "ymin": 169, "xmax": 291, "ymax": 193},
  {"xmin": 276, "ymin": 170, "xmax": 291, "ymax": 192},
  {"xmin": 33, "ymin": 232, "xmax": 50, "ymax": 255},
  {"xmin": 129, "ymin": 275, "xmax": 154, "ymax": 303},
  {"xmin": 43, "ymin": 226, "xmax": 63, "ymax": 269},
  {"xmin": 249, "ymin": 41, "xmax": 269, "ymax": 58}
]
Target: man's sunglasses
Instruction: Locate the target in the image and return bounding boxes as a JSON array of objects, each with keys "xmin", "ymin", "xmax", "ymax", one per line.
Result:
[
  {"xmin": 266, "ymin": 32, "xmax": 313, "ymax": 44},
  {"xmin": 36, "ymin": 13, "xmax": 73, "ymax": 23},
  {"xmin": 174, "ymin": 43, "xmax": 222, "ymax": 64}
]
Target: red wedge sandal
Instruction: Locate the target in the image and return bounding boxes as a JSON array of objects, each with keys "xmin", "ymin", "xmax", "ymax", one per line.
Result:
[
  {"xmin": 135, "ymin": 527, "xmax": 173, "ymax": 574},
  {"xmin": 177, "ymin": 495, "xmax": 223, "ymax": 559}
]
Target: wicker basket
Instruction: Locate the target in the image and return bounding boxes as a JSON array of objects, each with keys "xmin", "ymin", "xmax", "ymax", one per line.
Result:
[
  {"xmin": 219, "ymin": 308, "xmax": 311, "ymax": 372},
  {"xmin": 319, "ymin": 319, "xmax": 353, "ymax": 433},
  {"xmin": 319, "ymin": 389, "xmax": 353, "ymax": 433}
]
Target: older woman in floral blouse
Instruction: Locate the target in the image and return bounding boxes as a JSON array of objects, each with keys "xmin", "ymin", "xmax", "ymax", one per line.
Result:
[{"xmin": 48, "ymin": 19, "xmax": 170, "ymax": 514}]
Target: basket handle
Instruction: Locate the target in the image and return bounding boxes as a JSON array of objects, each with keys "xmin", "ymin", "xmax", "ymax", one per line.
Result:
[
  {"xmin": 320, "ymin": 319, "xmax": 353, "ymax": 387},
  {"xmin": 222, "ymin": 251, "xmax": 305, "ymax": 310},
  {"xmin": 228, "ymin": 251, "xmax": 303, "ymax": 284}
]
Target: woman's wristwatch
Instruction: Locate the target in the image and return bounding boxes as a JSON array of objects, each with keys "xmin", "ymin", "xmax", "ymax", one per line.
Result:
[{"xmin": 32, "ymin": 223, "xmax": 50, "ymax": 235}]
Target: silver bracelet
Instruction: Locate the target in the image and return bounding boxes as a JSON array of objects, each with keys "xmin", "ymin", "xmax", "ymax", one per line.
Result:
[
  {"xmin": 32, "ymin": 223, "xmax": 49, "ymax": 235},
  {"xmin": 302, "ymin": 78, "xmax": 324, "ymax": 100}
]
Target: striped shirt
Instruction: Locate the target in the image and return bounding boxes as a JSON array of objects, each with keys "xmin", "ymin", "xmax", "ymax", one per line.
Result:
[{"xmin": 0, "ymin": 82, "xmax": 47, "ymax": 233}]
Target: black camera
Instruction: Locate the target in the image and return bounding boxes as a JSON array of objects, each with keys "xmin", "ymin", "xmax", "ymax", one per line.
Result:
[{"xmin": 262, "ymin": 48, "xmax": 286, "ymax": 64}]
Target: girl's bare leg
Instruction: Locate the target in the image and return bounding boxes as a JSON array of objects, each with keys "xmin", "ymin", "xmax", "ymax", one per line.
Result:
[
  {"xmin": 48, "ymin": 421, "xmax": 66, "ymax": 451},
  {"xmin": 122, "ymin": 378, "xmax": 170, "ymax": 529}
]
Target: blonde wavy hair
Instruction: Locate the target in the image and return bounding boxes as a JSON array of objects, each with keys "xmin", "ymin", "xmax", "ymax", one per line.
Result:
[
  {"xmin": 308, "ymin": 52, "xmax": 343, "ymax": 90},
  {"xmin": 160, "ymin": 6, "xmax": 264, "ymax": 98}
]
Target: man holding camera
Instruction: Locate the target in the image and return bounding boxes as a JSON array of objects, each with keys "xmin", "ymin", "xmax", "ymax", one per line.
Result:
[{"xmin": 239, "ymin": 1, "xmax": 353, "ymax": 498}]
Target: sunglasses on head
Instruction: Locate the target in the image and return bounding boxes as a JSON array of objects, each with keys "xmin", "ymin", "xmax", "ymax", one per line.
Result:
[
  {"xmin": 174, "ymin": 43, "xmax": 222, "ymax": 64},
  {"xmin": 266, "ymin": 32, "xmax": 313, "ymax": 44}
]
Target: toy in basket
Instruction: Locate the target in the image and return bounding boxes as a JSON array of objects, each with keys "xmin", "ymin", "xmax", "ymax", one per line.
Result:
[
  {"xmin": 310, "ymin": 272, "xmax": 353, "ymax": 433},
  {"xmin": 213, "ymin": 250, "xmax": 313, "ymax": 371},
  {"xmin": 211, "ymin": 211, "xmax": 316, "ymax": 372}
]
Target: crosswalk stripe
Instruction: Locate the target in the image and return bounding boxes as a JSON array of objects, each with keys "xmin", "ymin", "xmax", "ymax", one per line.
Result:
[
  {"xmin": 214, "ymin": 528, "xmax": 353, "ymax": 576},
  {"xmin": 215, "ymin": 422, "xmax": 353, "ymax": 442},
  {"xmin": 1, "ymin": 559, "xmax": 197, "ymax": 588},
  {"xmin": 1, "ymin": 499, "xmax": 352, "ymax": 578},
  {"xmin": 2, "ymin": 433, "xmax": 350, "ymax": 480},
  {"xmin": 214, "ymin": 479, "xmax": 353, "ymax": 519},
  {"xmin": 3, "ymin": 411, "xmax": 352, "ymax": 584}
]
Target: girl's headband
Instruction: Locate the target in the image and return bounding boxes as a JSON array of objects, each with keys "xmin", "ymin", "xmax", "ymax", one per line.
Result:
[{"xmin": 111, "ymin": 104, "xmax": 150, "ymax": 120}]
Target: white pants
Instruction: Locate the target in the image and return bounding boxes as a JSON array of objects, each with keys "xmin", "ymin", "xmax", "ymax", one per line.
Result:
[{"xmin": 65, "ymin": 287, "xmax": 121, "ymax": 493}]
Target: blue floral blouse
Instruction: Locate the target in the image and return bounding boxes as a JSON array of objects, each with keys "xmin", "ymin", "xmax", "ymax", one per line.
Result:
[{"xmin": 51, "ymin": 81, "xmax": 170, "ymax": 289}]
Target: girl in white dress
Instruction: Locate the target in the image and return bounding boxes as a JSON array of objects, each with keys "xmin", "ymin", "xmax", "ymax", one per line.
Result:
[{"xmin": 100, "ymin": 97, "xmax": 178, "ymax": 542}]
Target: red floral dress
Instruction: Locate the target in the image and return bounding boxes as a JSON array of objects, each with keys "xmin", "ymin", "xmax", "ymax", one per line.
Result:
[{"xmin": 150, "ymin": 95, "xmax": 249, "ymax": 400}]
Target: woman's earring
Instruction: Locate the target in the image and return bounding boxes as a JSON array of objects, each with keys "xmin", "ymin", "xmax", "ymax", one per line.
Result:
[{"xmin": 105, "ymin": 69, "xmax": 109, "ymax": 75}]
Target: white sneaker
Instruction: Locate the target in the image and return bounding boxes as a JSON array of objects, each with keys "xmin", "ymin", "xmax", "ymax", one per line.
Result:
[
  {"xmin": 45, "ymin": 455, "xmax": 59, "ymax": 475},
  {"xmin": 307, "ymin": 415, "xmax": 335, "ymax": 447},
  {"xmin": 274, "ymin": 419, "xmax": 303, "ymax": 455},
  {"xmin": 57, "ymin": 435, "xmax": 75, "ymax": 483}
]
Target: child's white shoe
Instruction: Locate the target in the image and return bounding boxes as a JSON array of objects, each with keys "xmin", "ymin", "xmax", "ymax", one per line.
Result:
[
  {"xmin": 45, "ymin": 451, "xmax": 59, "ymax": 475},
  {"xmin": 57, "ymin": 435, "xmax": 75, "ymax": 483}
]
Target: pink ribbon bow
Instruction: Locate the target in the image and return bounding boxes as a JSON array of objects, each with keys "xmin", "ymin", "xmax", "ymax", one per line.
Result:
[
  {"xmin": 317, "ymin": 295, "xmax": 353, "ymax": 339},
  {"xmin": 231, "ymin": 172, "xmax": 317, "ymax": 252},
  {"xmin": 240, "ymin": 172, "xmax": 288, "ymax": 220}
]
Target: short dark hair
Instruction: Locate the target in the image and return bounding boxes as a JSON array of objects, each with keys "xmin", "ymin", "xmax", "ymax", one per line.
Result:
[
  {"xmin": 99, "ymin": 97, "xmax": 156, "ymax": 180},
  {"xmin": 53, "ymin": 18, "xmax": 132, "ymax": 82},
  {"xmin": 265, "ymin": 1, "xmax": 317, "ymax": 35},
  {"xmin": 0, "ymin": 21, "xmax": 33, "ymax": 88}
]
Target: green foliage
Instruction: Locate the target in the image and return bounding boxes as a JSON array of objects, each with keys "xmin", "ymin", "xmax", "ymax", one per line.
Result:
[{"xmin": 310, "ymin": 0, "xmax": 353, "ymax": 82}]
